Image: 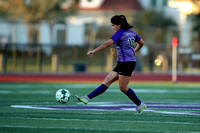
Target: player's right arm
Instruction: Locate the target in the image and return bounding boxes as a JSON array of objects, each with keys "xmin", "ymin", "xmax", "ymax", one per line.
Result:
[
  {"xmin": 87, "ymin": 39, "xmax": 114, "ymax": 56},
  {"xmin": 134, "ymin": 39, "xmax": 144, "ymax": 56}
]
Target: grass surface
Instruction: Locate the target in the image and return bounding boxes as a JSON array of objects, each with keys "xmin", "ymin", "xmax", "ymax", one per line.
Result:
[{"xmin": 0, "ymin": 82, "xmax": 200, "ymax": 133}]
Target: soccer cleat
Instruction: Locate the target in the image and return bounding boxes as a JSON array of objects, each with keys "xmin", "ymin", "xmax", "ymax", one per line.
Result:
[
  {"xmin": 75, "ymin": 95, "xmax": 90, "ymax": 104},
  {"xmin": 136, "ymin": 103, "xmax": 147, "ymax": 115}
]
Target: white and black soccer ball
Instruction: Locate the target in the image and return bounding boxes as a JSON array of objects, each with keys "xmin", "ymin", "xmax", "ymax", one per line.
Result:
[{"xmin": 55, "ymin": 89, "xmax": 71, "ymax": 103}]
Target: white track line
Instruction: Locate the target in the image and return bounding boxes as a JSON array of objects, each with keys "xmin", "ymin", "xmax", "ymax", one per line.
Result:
[{"xmin": 2, "ymin": 116, "xmax": 200, "ymax": 125}]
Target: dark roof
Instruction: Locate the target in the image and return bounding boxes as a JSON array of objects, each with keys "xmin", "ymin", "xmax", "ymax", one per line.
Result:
[{"xmin": 81, "ymin": 0, "xmax": 142, "ymax": 11}]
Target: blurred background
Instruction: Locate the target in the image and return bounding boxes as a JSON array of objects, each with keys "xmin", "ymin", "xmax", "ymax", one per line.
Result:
[{"xmin": 0, "ymin": 0, "xmax": 199, "ymax": 74}]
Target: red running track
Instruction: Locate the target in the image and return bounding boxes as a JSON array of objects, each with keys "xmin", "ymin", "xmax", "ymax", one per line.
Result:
[{"xmin": 0, "ymin": 73, "xmax": 199, "ymax": 82}]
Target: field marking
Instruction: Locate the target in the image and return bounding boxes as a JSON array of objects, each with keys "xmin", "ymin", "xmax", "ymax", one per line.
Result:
[
  {"xmin": 1, "ymin": 125, "xmax": 194, "ymax": 133},
  {"xmin": 0, "ymin": 90, "xmax": 51, "ymax": 94},
  {"xmin": 1, "ymin": 89, "xmax": 200, "ymax": 94},
  {"xmin": 11, "ymin": 103, "xmax": 200, "ymax": 116},
  {"xmin": 107, "ymin": 89, "xmax": 200, "ymax": 93},
  {"xmin": 2, "ymin": 116, "xmax": 200, "ymax": 125},
  {"xmin": 186, "ymin": 85, "xmax": 200, "ymax": 88},
  {"xmin": 146, "ymin": 109, "xmax": 200, "ymax": 115},
  {"xmin": 0, "ymin": 84, "xmax": 98, "ymax": 89},
  {"xmin": 122, "ymin": 108, "xmax": 200, "ymax": 115},
  {"xmin": 0, "ymin": 125, "xmax": 141, "ymax": 132},
  {"xmin": 0, "ymin": 83, "xmax": 199, "ymax": 94},
  {"xmin": 83, "ymin": 102, "xmax": 200, "ymax": 106},
  {"xmin": 11, "ymin": 105, "xmax": 57, "ymax": 110}
]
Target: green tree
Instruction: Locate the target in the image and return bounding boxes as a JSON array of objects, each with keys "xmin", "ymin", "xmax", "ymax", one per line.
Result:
[
  {"xmin": 133, "ymin": 10, "xmax": 176, "ymax": 28},
  {"xmin": 192, "ymin": 13, "xmax": 200, "ymax": 54},
  {"xmin": 192, "ymin": 13, "xmax": 200, "ymax": 31},
  {"xmin": 0, "ymin": 0, "xmax": 77, "ymax": 43},
  {"xmin": 0, "ymin": 0, "xmax": 77, "ymax": 71}
]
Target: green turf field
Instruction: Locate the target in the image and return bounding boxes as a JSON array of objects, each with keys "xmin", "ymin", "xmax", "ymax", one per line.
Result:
[{"xmin": 0, "ymin": 82, "xmax": 200, "ymax": 133}]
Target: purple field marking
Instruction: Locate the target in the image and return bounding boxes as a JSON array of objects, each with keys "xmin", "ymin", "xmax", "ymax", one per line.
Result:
[
  {"xmin": 146, "ymin": 103, "xmax": 200, "ymax": 106},
  {"xmin": 106, "ymin": 102, "xmax": 200, "ymax": 106},
  {"xmin": 33, "ymin": 105, "xmax": 200, "ymax": 110},
  {"xmin": 190, "ymin": 112, "xmax": 200, "ymax": 115},
  {"xmin": 33, "ymin": 105, "xmax": 129, "ymax": 110},
  {"xmin": 11, "ymin": 102, "xmax": 200, "ymax": 116},
  {"xmin": 147, "ymin": 106, "xmax": 200, "ymax": 109}
]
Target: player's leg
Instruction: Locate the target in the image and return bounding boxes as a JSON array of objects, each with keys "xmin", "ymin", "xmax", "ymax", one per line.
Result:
[
  {"xmin": 118, "ymin": 75, "xmax": 146, "ymax": 114},
  {"xmin": 75, "ymin": 71, "xmax": 118, "ymax": 104},
  {"xmin": 87, "ymin": 71, "xmax": 118, "ymax": 99},
  {"xmin": 118, "ymin": 75, "xmax": 130, "ymax": 93},
  {"xmin": 103, "ymin": 71, "xmax": 119, "ymax": 87},
  {"xmin": 119, "ymin": 75, "xmax": 141, "ymax": 105}
]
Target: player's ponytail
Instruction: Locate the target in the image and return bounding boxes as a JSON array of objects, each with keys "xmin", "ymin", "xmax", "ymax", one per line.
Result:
[{"xmin": 111, "ymin": 15, "xmax": 134, "ymax": 30}]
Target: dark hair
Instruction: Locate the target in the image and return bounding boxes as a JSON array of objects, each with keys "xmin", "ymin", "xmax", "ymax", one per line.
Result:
[{"xmin": 111, "ymin": 15, "xmax": 134, "ymax": 30}]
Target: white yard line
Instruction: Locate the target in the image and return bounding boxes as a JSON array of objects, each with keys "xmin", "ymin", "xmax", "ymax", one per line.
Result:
[
  {"xmin": 1, "ymin": 125, "xmax": 195, "ymax": 133},
  {"xmin": 2, "ymin": 116, "xmax": 200, "ymax": 125},
  {"xmin": 0, "ymin": 90, "xmax": 51, "ymax": 94},
  {"xmin": 11, "ymin": 105, "xmax": 200, "ymax": 116},
  {"xmin": 0, "ymin": 83, "xmax": 199, "ymax": 94},
  {"xmin": 0, "ymin": 84, "xmax": 97, "ymax": 89},
  {"xmin": 1, "ymin": 89, "xmax": 200, "ymax": 94},
  {"xmin": 121, "ymin": 108, "xmax": 200, "ymax": 116}
]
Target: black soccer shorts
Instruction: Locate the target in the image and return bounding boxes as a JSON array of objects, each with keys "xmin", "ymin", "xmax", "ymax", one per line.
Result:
[{"xmin": 113, "ymin": 61, "xmax": 136, "ymax": 77}]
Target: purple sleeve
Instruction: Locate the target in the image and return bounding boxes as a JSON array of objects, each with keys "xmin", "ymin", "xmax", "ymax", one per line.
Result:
[
  {"xmin": 110, "ymin": 29, "xmax": 125, "ymax": 43},
  {"xmin": 135, "ymin": 34, "xmax": 141, "ymax": 42}
]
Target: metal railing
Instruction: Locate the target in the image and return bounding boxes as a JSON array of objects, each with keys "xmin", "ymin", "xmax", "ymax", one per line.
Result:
[{"xmin": 0, "ymin": 43, "xmax": 199, "ymax": 74}]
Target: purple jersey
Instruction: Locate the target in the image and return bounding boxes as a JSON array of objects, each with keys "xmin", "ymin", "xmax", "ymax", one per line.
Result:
[{"xmin": 110, "ymin": 29, "xmax": 141, "ymax": 62}]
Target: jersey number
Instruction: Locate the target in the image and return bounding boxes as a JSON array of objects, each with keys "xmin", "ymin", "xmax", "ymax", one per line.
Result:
[{"xmin": 128, "ymin": 38, "xmax": 135, "ymax": 49}]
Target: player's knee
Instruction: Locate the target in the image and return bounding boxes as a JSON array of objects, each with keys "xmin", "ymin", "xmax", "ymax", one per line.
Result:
[
  {"xmin": 119, "ymin": 85, "xmax": 128, "ymax": 93},
  {"xmin": 102, "ymin": 81, "xmax": 111, "ymax": 87}
]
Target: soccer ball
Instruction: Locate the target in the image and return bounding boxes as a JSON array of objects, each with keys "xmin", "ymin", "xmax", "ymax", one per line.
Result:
[{"xmin": 55, "ymin": 89, "xmax": 71, "ymax": 103}]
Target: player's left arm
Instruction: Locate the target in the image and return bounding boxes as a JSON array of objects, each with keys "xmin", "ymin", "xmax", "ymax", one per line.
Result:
[
  {"xmin": 134, "ymin": 39, "xmax": 144, "ymax": 56},
  {"xmin": 87, "ymin": 39, "xmax": 114, "ymax": 56}
]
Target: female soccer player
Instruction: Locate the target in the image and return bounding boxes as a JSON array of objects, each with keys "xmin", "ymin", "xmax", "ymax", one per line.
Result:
[{"xmin": 75, "ymin": 15, "xmax": 147, "ymax": 114}]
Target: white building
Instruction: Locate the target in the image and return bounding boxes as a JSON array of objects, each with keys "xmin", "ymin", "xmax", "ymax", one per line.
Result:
[
  {"xmin": 0, "ymin": 0, "xmax": 198, "ymax": 49},
  {"xmin": 139, "ymin": 0, "xmax": 200, "ymax": 48}
]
